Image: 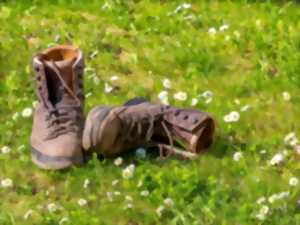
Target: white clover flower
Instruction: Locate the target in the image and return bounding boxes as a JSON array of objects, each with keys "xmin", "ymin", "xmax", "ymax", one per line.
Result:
[
  {"xmin": 191, "ymin": 98, "xmax": 198, "ymax": 106},
  {"xmin": 110, "ymin": 75, "xmax": 119, "ymax": 81},
  {"xmin": 233, "ymin": 151, "xmax": 243, "ymax": 161},
  {"xmin": 201, "ymin": 90, "xmax": 213, "ymax": 99},
  {"xmin": 125, "ymin": 203, "xmax": 133, "ymax": 209},
  {"xmin": 83, "ymin": 178, "xmax": 90, "ymax": 189},
  {"xmin": 173, "ymin": 91, "xmax": 187, "ymax": 101},
  {"xmin": 1, "ymin": 145, "xmax": 11, "ymax": 154},
  {"xmin": 268, "ymin": 191, "xmax": 289, "ymax": 203},
  {"xmin": 158, "ymin": 91, "xmax": 169, "ymax": 105},
  {"xmin": 22, "ymin": 107, "xmax": 32, "ymax": 118},
  {"xmin": 59, "ymin": 217, "xmax": 69, "ymax": 225},
  {"xmin": 282, "ymin": 91, "xmax": 291, "ymax": 101},
  {"xmin": 47, "ymin": 203, "xmax": 58, "ymax": 213},
  {"xmin": 256, "ymin": 196, "xmax": 266, "ymax": 204},
  {"xmin": 1, "ymin": 178, "xmax": 13, "ymax": 188},
  {"xmin": 104, "ymin": 82, "xmax": 113, "ymax": 93},
  {"xmin": 162, "ymin": 79, "xmax": 171, "ymax": 89},
  {"xmin": 23, "ymin": 209, "xmax": 33, "ymax": 220},
  {"xmin": 240, "ymin": 105, "xmax": 251, "ymax": 112},
  {"xmin": 208, "ymin": 27, "xmax": 217, "ymax": 35},
  {"xmin": 219, "ymin": 24, "xmax": 229, "ymax": 31},
  {"xmin": 256, "ymin": 205, "xmax": 269, "ymax": 220},
  {"xmin": 163, "ymin": 198, "xmax": 174, "ymax": 208},
  {"xmin": 156, "ymin": 205, "xmax": 165, "ymax": 217},
  {"xmin": 122, "ymin": 164, "xmax": 135, "ymax": 179},
  {"xmin": 135, "ymin": 147, "xmax": 146, "ymax": 158},
  {"xmin": 107, "ymin": 192, "xmax": 113, "ymax": 202},
  {"xmin": 112, "ymin": 179, "xmax": 119, "ymax": 186},
  {"xmin": 78, "ymin": 198, "xmax": 87, "ymax": 206},
  {"xmin": 224, "ymin": 111, "xmax": 240, "ymax": 123},
  {"xmin": 125, "ymin": 195, "xmax": 133, "ymax": 201},
  {"xmin": 284, "ymin": 132, "xmax": 298, "ymax": 146},
  {"xmin": 140, "ymin": 190, "xmax": 149, "ymax": 197},
  {"xmin": 114, "ymin": 157, "xmax": 123, "ymax": 166},
  {"xmin": 289, "ymin": 177, "xmax": 299, "ymax": 187},
  {"xmin": 269, "ymin": 153, "xmax": 284, "ymax": 166}
]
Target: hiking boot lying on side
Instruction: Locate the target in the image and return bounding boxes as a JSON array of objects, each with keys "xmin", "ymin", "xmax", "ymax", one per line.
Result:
[
  {"xmin": 83, "ymin": 99, "xmax": 215, "ymax": 159},
  {"xmin": 31, "ymin": 45, "xmax": 85, "ymax": 169}
]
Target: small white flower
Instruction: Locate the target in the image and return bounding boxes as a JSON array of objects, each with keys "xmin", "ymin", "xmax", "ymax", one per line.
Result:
[
  {"xmin": 107, "ymin": 192, "xmax": 113, "ymax": 202},
  {"xmin": 104, "ymin": 82, "xmax": 113, "ymax": 93},
  {"xmin": 114, "ymin": 157, "xmax": 123, "ymax": 166},
  {"xmin": 112, "ymin": 179, "xmax": 119, "ymax": 186},
  {"xmin": 47, "ymin": 203, "xmax": 58, "ymax": 213},
  {"xmin": 269, "ymin": 153, "xmax": 284, "ymax": 166},
  {"xmin": 289, "ymin": 177, "xmax": 299, "ymax": 187},
  {"xmin": 122, "ymin": 164, "xmax": 135, "ymax": 179},
  {"xmin": 135, "ymin": 147, "xmax": 146, "ymax": 158},
  {"xmin": 260, "ymin": 149, "xmax": 267, "ymax": 154},
  {"xmin": 256, "ymin": 197, "xmax": 266, "ymax": 204},
  {"xmin": 224, "ymin": 111, "xmax": 240, "ymax": 123},
  {"xmin": 1, "ymin": 146, "xmax": 11, "ymax": 154},
  {"xmin": 125, "ymin": 203, "xmax": 133, "ymax": 209},
  {"xmin": 163, "ymin": 198, "xmax": 174, "ymax": 208},
  {"xmin": 125, "ymin": 195, "xmax": 133, "ymax": 201},
  {"xmin": 22, "ymin": 107, "xmax": 32, "ymax": 118},
  {"xmin": 59, "ymin": 217, "xmax": 69, "ymax": 225},
  {"xmin": 260, "ymin": 205, "xmax": 269, "ymax": 215},
  {"xmin": 191, "ymin": 98, "xmax": 198, "ymax": 106},
  {"xmin": 158, "ymin": 91, "xmax": 169, "ymax": 105},
  {"xmin": 282, "ymin": 91, "xmax": 291, "ymax": 101},
  {"xmin": 83, "ymin": 179, "xmax": 90, "ymax": 189},
  {"xmin": 201, "ymin": 90, "xmax": 213, "ymax": 99},
  {"xmin": 156, "ymin": 205, "xmax": 165, "ymax": 217},
  {"xmin": 1, "ymin": 178, "xmax": 13, "ymax": 188},
  {"xmin": 78, "ymin": 198, "xmax": 87, "ymax": 206},
  {"xmin": 23, "ymin": 209, "xmax": 33, "ymax": 220},
  {"xmin": 284, "ymin": 132, "xmax": 298, "ymax": 146},
  {"xmin": 268, "ymin": 191, "xmax": 289, "ymax": 203},
  {"xmin": 173, "ymin": 91, "xmax": 187, "ymax": 101},
  {"xmin": 162, "ymin": 79, "xmax": 171, "ymax": 89},
  {"xmin": 233, "ymin": 152, "xmax": 243, "ymax": 161},
  {"xmin": 111, "ymin": 75, "xmax": 119, "ymax": 81},
  {"xmin": 140, "ymin": 190, "xmax": 149, "ymax": 197},
  {"xmin": 219, "ymin": 24, "xmax": 229, "ymax": 31},
  {"xmin": 208, "ymin": 27, "xmax": 217, "ymax": 35},
  {"xmin": 174, "ymin": 3, "xmax": 191, "ymax": 13}
]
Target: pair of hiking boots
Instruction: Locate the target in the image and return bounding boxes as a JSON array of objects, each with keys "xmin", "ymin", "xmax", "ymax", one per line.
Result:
[{"xmin": 30, "ymin": 45, "xmax": 215, "ymax": 170}]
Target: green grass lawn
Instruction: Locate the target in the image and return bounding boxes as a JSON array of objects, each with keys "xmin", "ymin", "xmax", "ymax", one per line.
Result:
[{"xmin": 0, "ymin": 0, "xmax": 300, "ymax": 224}]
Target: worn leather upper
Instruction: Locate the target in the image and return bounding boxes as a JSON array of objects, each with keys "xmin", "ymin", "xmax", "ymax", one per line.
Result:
[{"xmin": 83, "ymin": 102, "xmax": 215, "ymax": 157}]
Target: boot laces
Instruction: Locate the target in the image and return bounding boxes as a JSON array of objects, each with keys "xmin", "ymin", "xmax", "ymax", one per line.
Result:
[{"xmin": 43, "ymin": 61, "xmax": 82, "ymax": 140}]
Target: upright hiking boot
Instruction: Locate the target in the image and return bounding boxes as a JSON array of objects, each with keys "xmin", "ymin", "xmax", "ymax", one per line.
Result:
[
  {"xmin": 82, "ymin": 99, "xmax": 215, "ymax": 159},
  {"xmin": 31, "ymin": 45, "xmax": 85, "ymax": 169}
]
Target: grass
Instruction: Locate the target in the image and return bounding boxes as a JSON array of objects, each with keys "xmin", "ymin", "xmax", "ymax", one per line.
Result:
[{"xmin": 0, "ymin": 0, "xmax": 300, "ymax": 224}]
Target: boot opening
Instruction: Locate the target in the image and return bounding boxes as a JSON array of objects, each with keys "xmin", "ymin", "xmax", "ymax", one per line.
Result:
[
  {"xmin": 195, "ymin": 118, "xmax": 215, "ymax": 153},
  {"xmin": 42, "ymin": 45, "xmax": 79, "ymax": 62}
]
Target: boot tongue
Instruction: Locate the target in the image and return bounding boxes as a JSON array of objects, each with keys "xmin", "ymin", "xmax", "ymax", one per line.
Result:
[{"xmin": 44, "ymin": 58, "xmax": 76, "ymax": 107}]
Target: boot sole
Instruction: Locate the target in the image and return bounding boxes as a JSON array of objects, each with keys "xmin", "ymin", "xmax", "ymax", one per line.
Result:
[
  {"xmin": 82, "ymin": 106, "xmax": 113, "ymax": 151},
  {"xmin": 31, "ymin": 147, "xmax": 83, "ymax": 170}
]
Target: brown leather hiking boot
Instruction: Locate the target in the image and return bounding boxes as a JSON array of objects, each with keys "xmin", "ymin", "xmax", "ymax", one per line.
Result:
[
  {"xmin": 82, "ymin": 99, "xmax": 215, "ymax": 159},
  {"xmin": 31, "ymin": 45, "xmax": 85, "ymax": 169}
]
